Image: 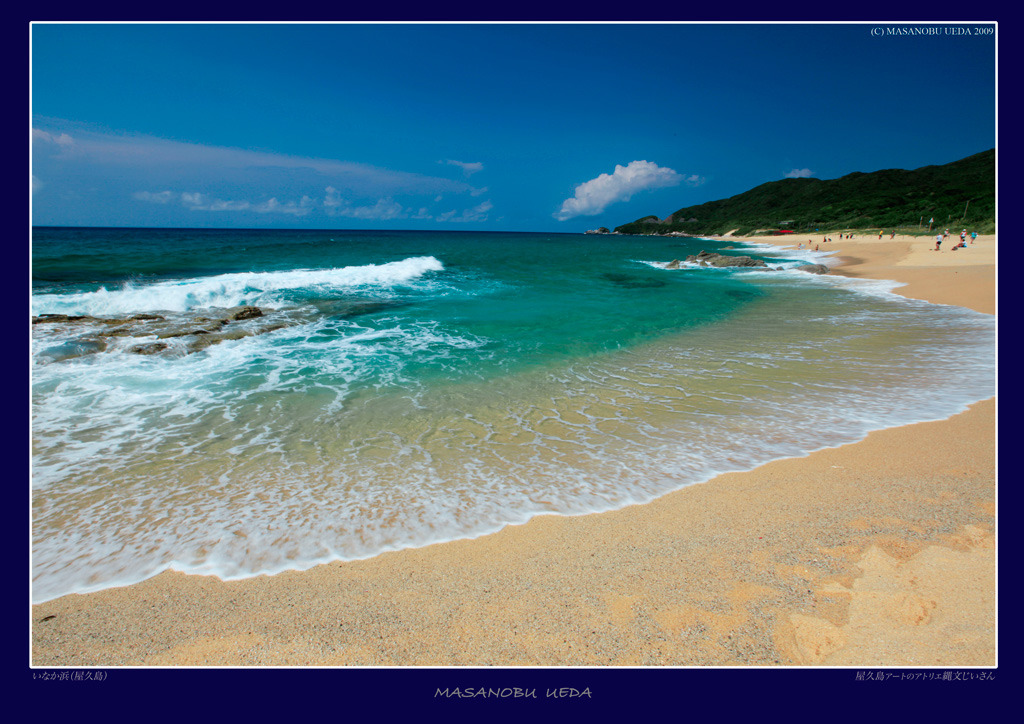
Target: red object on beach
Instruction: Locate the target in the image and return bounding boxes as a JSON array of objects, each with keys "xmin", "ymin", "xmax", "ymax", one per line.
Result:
[{"xmin": 774, "ymin": 230, "xmax": 795, "ymax": 235}]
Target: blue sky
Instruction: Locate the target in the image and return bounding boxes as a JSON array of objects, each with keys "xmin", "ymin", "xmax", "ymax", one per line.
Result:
[{"xmin": 31, "ymin": 22, "xmax": 996, "ymax": 232}]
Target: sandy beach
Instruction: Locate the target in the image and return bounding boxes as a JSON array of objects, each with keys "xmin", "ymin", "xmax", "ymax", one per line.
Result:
[{"xmin": 30, "ymin": 232, "xmax": 996, "ymax": 668}]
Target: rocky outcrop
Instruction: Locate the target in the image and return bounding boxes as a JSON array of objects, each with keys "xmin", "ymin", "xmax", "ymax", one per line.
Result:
[
  {"xmin": 33, "ymin": 305, "xmax": 295, "ymax": 362},
  {"xmin": 229, "ymin": 306, "xmax": 263, "ymax": 320},
  {"xmin": 128, "ymin": 342, "xmax": 169, "ymax": 355},
  {"xmin": 585, "ymin": 227, "xmax": 611, "ymax": 235},
  {"xmin": 662, "ymin": 251, "xmax": 829, "ymax": 275},
  {"xmin": 33, "ymin": 314, "xmax": 105, "ymax": 325},
  {"xmin": 685, "ymin": 250, "xmax": 768, "ymax": 268}
]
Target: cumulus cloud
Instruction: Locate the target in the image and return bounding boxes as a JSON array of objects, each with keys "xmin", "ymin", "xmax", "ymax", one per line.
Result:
[
  {"xmin": 253, "ymin": 196, "xmax": 314, "ymax": 216},
  {"xmin": 444, "ymin": 159, "xmax": 484, "ymax": 176},
  {"xmin": 133, "ymin": 189, "xmax": 312, "ymax": 216},
  {"xmin": 555, "ymin": 161, "xmax": 683, "ymax": 221},
  {"xmin": 436, "ymin": 200, "xmax": 493, "ymax": 223},
  {"xmin": 786, "ymin": 168, "xmax": 814, "ymax": 178},
  {"xmin": 181, "ymin": 192, "xmax": 251, "ymax": 212},
  {"xmin": 334, "ymin": 198, "xmax": 408, "ymax": 220},
  {"xmin": 324, "ymin": 188, "xmax": 408, "ymax": 220}
]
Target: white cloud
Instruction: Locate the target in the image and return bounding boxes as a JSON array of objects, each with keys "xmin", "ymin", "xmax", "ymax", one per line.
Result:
[
  {"xmin": 324, "ymin": 186, "xmax": 344, "ymax": 210},
  {"xmin": 32, "ymin": 123, "xmax": 477, "ymax": 197},
  {"xmin": 253, "ymin": 197, "xmax": 313, "ymax": 216},
  {"xmin": 34, "ymin": 122, "xmax": 489, "ymax": 225},
  {"xmin": 342, "ymin": 198, "xmax": 407, "ymax": 220},
  {"xmin": 555, "ymin": 161, "xmax": 683, "ymax": 221},
  {"xmin": 133, "ymin": 189, "xmax": 310, "ymax": 216},
  {"xmin": 181, "ymin": 192, "xmax": 250, "ymax": 212},
  {"xmin": 133, "ymin": 190, "xmax": 175, "ymax": 204},
  {"xmin": 444, "ymin": 159, "xmax": 484, "ymax": 176},
  {"xmin": 437, "ymin": 200, "xmax": 493, "ymax": 223},
  {"xmin": 33, "ymin": 129, "xmax": 74, "ymax": 147},
  {"xmin": 324, "ymin": 190, "xmax": 409, "ymax": 220},
  {"xmin": 786, "ymin": 168, "xmax": 814, "ymax": 178}
]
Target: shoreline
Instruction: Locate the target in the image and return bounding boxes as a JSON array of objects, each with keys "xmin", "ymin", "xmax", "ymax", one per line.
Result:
[
  {"xmin": 31, "ymin": 232, "xmax": 996, "ymax": 667},
  {"xmin": 735, "ymin": 230, "xmax": 996, "ymax": 315}
]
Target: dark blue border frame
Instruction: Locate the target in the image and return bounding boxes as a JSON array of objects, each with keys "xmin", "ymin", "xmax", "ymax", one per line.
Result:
[{"xmin": 19, "ymin": 2, "xmax": 1014, "ymax": 718}]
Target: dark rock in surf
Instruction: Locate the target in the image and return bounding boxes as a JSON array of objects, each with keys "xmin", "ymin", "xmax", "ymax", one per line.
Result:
[
  {"xmin": 795, "ymin": 264, "xmax": 831, "ymax": 275},
  {"xmin": 228, "ymin": 306, "xmax": 263, "ymax": 320},
  {"xmin": 128, "ymin": 342, "xmax": 169, "ymax": 355},
  {"xmin": 684, "ymin": 251, "xmax": 767, "ymax": 268},
  {"xmin": 32, "ymin": 314, "xmax": 101, "ymax": 324}
]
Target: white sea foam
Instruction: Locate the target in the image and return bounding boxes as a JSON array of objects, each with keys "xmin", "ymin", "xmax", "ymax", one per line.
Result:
[{"xmin": 30, "ymin": 256, "xmax": 445, "ymax": 316}]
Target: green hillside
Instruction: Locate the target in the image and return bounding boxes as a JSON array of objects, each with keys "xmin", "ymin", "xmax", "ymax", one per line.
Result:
[{"xmin": 614, "ymin": 149, "xmax": 994, "ymax": 236}]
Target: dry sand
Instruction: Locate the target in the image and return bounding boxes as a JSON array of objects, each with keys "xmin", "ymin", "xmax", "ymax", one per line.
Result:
[{"xmin": 30, "ymin": 232, "xmax": 996, "ymax": 668}]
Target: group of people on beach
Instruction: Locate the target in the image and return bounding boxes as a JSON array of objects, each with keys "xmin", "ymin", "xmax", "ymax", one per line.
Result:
[
  {"xmin": 934, "ymin": 228, "xmax": 978, "ymax": 251},
  {"xmin": 794, "ymin": 228, "xmax": 979, "ymax": 253}
]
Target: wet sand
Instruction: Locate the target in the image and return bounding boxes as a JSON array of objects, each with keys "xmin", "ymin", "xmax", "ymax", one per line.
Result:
[{"xmin": 31, "ymin": 232, "xmax": 996, "ymax": 668}]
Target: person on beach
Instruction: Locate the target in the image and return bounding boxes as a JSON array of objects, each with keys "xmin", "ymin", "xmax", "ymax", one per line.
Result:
[
  {"xmin": 879, "ymin": 230, "xmax": 883, "ymax": 239},
  {"xmin": 971, "ymin": 231, "xmax": 977, "ymax": 243},
  {"xmin": 935, "ymin": 234, "xmax": 942, "ymax": 251},
  {"xmin": 891, "ymin": 232, "xmax": 896, "ymax": 239}
]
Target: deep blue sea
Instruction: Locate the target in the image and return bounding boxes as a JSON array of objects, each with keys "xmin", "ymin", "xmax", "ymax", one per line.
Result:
[{"xmin": 30, "ymin": 227, "xmax": 995, "ymax": 602}]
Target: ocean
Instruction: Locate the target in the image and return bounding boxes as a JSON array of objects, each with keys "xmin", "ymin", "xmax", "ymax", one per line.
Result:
[{"xmin": 30, "ymin": 227, "xmax": 996, "ymax": 603}]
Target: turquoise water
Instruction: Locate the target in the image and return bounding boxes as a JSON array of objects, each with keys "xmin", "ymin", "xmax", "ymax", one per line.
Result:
[{"xmin": 30, "ymin": 228, "xmax": 996, "ymax": 602}]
